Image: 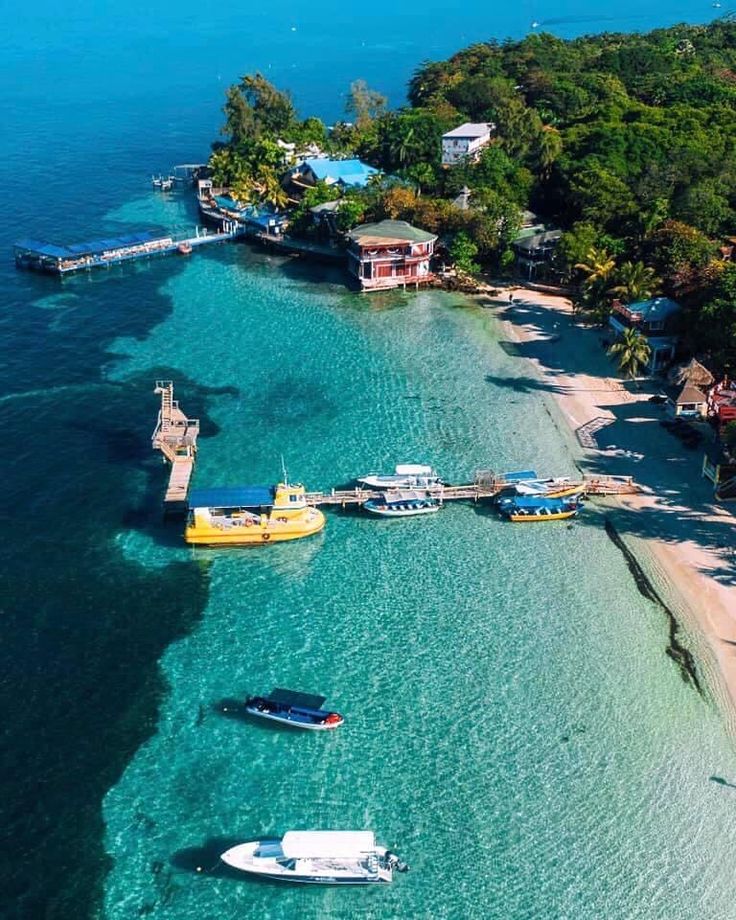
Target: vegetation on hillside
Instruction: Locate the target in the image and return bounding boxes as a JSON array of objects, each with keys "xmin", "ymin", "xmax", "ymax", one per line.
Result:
[{"xmin": 212, "ymin": 20, "xmax": 736, "ymax": 373}]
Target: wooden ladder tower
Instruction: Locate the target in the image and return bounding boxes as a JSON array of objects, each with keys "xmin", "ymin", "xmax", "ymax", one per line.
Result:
[{"xmin": 152, "ymin": 380, "xmax": 200, "ymax": 511}]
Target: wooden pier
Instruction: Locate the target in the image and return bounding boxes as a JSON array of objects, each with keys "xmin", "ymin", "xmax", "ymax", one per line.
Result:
[
  {"xmin": 304, "ymin": 473, "xmax": 640, "ymax": 508},
  {"xmin": 149, "ymin": 382, "xmax": 641, "ymax": 512},
  {"xmin": 151, "ymin": 380, "xmax": 199, "ymax": 512}
]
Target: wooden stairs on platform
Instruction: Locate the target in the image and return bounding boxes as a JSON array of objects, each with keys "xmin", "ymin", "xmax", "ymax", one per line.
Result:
[{"xmin": 152, "ymin": 380, "xmax": 199, "ymax": 512}]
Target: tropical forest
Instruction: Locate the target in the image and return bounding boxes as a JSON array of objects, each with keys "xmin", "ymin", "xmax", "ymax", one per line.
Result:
[{"xmin": 210, "ymin": 20, "xmax": 736, "ymax": 374}]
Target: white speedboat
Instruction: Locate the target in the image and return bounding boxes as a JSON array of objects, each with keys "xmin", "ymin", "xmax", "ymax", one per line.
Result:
[
  {"xmin": 364, "ymin": 490, "xmax": 440, "ymax": 517},
  {"xmin": 220, "ymin": 831, "xmax": 408, "ymax": 885},
  {"xmin": 358, "ymin": 464, "xmax": 442, "ymax": 490}
]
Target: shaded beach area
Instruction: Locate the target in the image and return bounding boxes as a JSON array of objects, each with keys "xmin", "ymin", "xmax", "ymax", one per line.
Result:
[{"xmin": 487, "ymin": 286, "xmax": 736, "ymax": 723}]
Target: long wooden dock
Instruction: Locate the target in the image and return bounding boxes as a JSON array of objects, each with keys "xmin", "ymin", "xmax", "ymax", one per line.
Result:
[
  {"xmin": 304, "ymin": 474, "xmax": 639, "ymax": 508},
  {"xmin": 149, "ymin": 381, "xmax": 641, "ymax": 512},
  {"xmin": 151, "ymin": 380, "xmax": 199, "ymax": 512}
]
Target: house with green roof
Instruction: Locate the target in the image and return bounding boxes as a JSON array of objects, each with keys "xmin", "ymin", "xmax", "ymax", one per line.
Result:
[{"xmin": 346, "ymin": 220, "xmax": 436, "ymax": 291}]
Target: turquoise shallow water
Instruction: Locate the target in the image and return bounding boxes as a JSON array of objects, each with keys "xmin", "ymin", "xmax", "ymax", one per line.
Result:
[
  {"xmin": 1, "ymin": 1, "xmax": 732, "ymax": 915},
  {"xmin": 99, "ymin": 195, "xmax": 736, "ymax": 919}
]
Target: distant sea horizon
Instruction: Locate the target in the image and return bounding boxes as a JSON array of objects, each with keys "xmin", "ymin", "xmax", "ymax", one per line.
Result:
[{"xmin": 1, "ymin": 3, "xmax": 732, "ymax": 918}]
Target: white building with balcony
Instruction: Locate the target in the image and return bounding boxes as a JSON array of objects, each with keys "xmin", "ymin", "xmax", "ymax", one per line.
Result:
[{"xmin": 441, "ymin": 123, "xmax": 495, "ymax": 166}]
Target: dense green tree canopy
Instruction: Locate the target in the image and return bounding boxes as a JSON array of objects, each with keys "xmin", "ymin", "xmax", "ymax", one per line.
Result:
[{"xmin": 213, "ymin": 22, "xmax": 736, "ymax": 371}]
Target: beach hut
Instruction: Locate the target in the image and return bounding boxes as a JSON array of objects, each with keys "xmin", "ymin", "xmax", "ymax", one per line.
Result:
[
  {"xmin": 671, "ymin": 358, "xmax": 715, "ymax": 390},
  {"xmin": 675, "ymin": 384, "xmax": 708, "ymax": 419}
]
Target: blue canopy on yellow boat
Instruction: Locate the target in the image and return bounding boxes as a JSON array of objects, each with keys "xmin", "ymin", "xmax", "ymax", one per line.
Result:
[{"xmin": 188, "ymin": 486, "xmax": 274, "ymax": 509}]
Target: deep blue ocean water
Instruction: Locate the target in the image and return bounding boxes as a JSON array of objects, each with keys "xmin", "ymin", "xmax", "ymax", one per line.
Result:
[{"xmin": 1, "ymin": 2, "xmax": 732, "ymax": 917}]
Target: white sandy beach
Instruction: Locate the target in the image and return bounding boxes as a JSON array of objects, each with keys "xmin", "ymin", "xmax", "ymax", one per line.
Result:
[{"xmin": 486, "ymin": 285, "xmax": 736, "ymax": 726}]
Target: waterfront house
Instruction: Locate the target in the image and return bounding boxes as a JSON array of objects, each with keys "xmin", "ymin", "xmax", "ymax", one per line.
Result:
[
  {"xmin": 346, "ymin": 220, "xmax": 436, "ymax": 291},
  {"xmin": 512, "ymin": 229, "xmax": 562, "ymax": 280},
  {"xmin": 289, "ymin": 157, "xmax": 379, "ymax": 190},
  {"xmin": 608, "ymin": 297, "xmax": 681, "ymax": 373},
  {"xmin": 441, "ymin": 123, "xmax": 495, "ymax": 167}
]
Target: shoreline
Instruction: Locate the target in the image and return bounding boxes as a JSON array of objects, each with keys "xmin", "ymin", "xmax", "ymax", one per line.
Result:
[{"xmin": 483, "ymin": 284, "xmax": 736, "ymax": 732}]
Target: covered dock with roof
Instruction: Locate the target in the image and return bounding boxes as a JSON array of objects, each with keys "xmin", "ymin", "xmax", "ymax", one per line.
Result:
[{"xmin": 15, "ymin": 224, "xmax": 242, "ymax": 275}]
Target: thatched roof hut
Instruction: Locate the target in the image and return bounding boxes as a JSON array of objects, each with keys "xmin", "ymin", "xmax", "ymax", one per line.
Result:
[{"xmin": 671, "ymin": 358, "xmax": 715, "ymax": 389}]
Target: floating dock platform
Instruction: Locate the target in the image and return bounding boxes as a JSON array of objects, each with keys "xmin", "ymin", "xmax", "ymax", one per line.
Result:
[{"xmin": 151, "ymin": 380, "xmax": 199, "ymax": 513}]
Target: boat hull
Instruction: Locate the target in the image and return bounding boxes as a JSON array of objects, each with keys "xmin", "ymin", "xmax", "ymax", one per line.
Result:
[
  {"xmin": 244, "ymin": 708, "xmax": 343, "ymax": 730},
  {"xmin": 508, "ymin": 508, "xmax": 579, "ymax": 522},
  {"xmin": 363, "ymin": 503, "xmax": 440, "ymax": 517},
  {"xmin": 232, "ymin": 871, "xmax": 389, "ymax": 885},
  {"xmin": 185, "ymin": 511, "xmax": 325, "ymax": 545},
  {"xmin": 358, "ymin": 476, "xmax": 440, "ymax": 490},
  {"xmin": 220, "ymin": 838, "xmax": 394, "ymax": 885}
]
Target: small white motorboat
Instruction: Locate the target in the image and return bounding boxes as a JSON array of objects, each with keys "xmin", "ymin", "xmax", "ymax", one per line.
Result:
[
  {"xmin": 364, "ymin": 490, "xmax": 441, "ymax": 517},
  {"xmin": 220, "ymin": 831, "xmax": 408, "ymax": 885},
  {"xmin": 358, "ymin": 464, "xmax": 442, "ymax": 490}
]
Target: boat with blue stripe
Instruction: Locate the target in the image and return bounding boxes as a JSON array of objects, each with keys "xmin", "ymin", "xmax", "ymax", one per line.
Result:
[
  {"xmin": 243, "ymin": 688, "xmax": 344, "ymax": 730},
  {"xmin": 498, "ymin": 494, "xmax": 582, "ymax": 522}
]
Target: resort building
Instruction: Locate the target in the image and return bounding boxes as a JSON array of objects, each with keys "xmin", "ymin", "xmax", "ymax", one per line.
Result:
[
  {"xmin": 346, "ymin": 220, "xmax": 436, "ymax": 291},
  {"xmin": 288, "ymin": 157, "xmax": 380, "ymax": 190},
  {"xmin": 441, "ymin": 123, "xmax": 495, "ymax": 166},
  {"xmin": 608, "ymin": 297, "xmax": 682, "ymax": 373}
]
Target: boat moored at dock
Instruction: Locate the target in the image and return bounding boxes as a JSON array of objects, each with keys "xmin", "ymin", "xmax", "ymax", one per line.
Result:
[
  {"xmin": 513, "ymin": 478, "xmax": 582, "ymax": 498},
  {"xmin": 185, "ymin": 482, "xmax": 325, "ymax": 545},
  {"xmin": 220, "ymin": 831, "xmax": 408, "ymax": 884},
  {"xmin": 243, "ymin": 688, "xmax": 344, "ymax": 730},
  {"xmin": 363, "ymin": 490, "xmax": 441, "ymax": 517},
  {"xmin": 498, "ymin": 494, "xmax": 582, "ymax": 522},
  {"xmin": 358, "ymin": 464, "xmax": 442, "ymax": 490}
]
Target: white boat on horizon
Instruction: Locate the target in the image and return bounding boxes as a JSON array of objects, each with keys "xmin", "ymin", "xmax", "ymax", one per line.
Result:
[
  {"xmin": 220, "ymin": 831, "xmax": 408, "ymax": 885},
  {"xmin": 358, "ymin": 463, "xmax": 442, "ymax": 490}
]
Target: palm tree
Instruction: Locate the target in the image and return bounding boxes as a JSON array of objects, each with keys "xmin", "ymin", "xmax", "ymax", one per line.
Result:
[
  {"xmin": 609, "ymin": 260, "xmax": 660, "ymax": 303},
  {"xmin": 538, "ymin": 125, "xmax": 563, "ymax": 179},
  {"xmin": 390, "ymin": 124, "xmax": 415, "ymax": 168},
  {"xmin": 575, "ymin": 247, "xmax": 616, "ymax": 287},
  {"xmin": 608, "ymin": 327, "xmax": 652, "ymax": 380}
]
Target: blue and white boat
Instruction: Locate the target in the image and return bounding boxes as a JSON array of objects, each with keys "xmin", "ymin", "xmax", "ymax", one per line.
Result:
[
  {"xmin": 364, "ymin": 490, "xmax": 441, "ymax": 517},
  {"xmin": 498, "ymin": 494, "xmax": 582, "ymax": 522},
  {"xmin": 243, "ymin": 688, "xmax": 344, "ymax": 730},
  {"xmin": 220, "ymin": 831, "xmax": 408, "ymax": 884}
]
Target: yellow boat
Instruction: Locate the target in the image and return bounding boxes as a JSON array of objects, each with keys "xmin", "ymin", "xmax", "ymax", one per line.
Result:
[
  {"xmin": 544, "ymin": 484, "xmax": 586, "ymax": 499},
  {"xmin": 508, "ymin": 506, "xmax": 579, "ymax": 522},
  {"xmin": 185, "ymin": 482, "xmax": 325, "ymax": 545}
]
